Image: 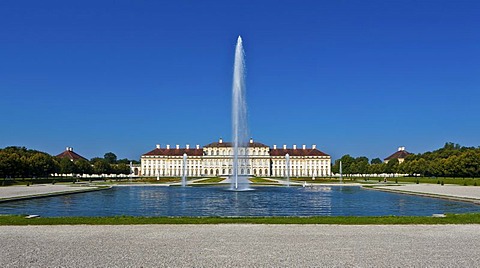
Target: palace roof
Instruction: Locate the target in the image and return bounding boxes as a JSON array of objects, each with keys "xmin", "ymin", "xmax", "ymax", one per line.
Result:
[
  {"xmin": 203, "ymin": 141, "xmax": 269, "ymax": 148},
  {"xmin": 384, "ymin": 149, "xmax": 411, "ymax": 161},
  {"xmin": 269, "ymin": 148, "xmax": 329, "ymax": 157},
  {"xmin": 56, "ymin": 147, "xmax": 88, "ymax": 161}
]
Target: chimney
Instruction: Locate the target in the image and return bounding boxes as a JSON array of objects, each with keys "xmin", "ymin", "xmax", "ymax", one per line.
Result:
[
  {"xmin": 273, "ymin": 144, "xmax": 277, "ymax": 150},
  {"xmin": 398, "ymin": 146, "xmax": 405, "ymax": 151},
  {"xmin": 166, "ymin": 144, "xmax": 170, "ymax": 149},
  {"xmin": 283, "ymin": 144, "xmax": 287, "ymax": 150},
  {"xmin": 186, "ymin": 144, "xmax": 190, "ymax": 149},
  {"xmin": 156, "ymin": 144, "xmax": 161, "ymax": 149},
  {"xmin": 293, "ymin": 144, "xmax": 297, "ymax": 150},
  {"xmin": 312, "ymin": 144, "xmax": 316, "ymax": 149},
  {"xmin": 66, "ymin": 147, "xmax": 69, "ymax": 151},
  {"xmin": 69, "ymin": 147, "xmax": 73, "ymax": 152},
  {"xmin": 219, "ymin": 138, "xmax": 223, "ymax": 144},
  {"xmin": 196, "ymin": 144, "xmax": 200, "ymax": 149},
  {"xmin": 176, "ymin": 144, "xmax": 180, "ymax": 149},
  {"xmin": 250, "ymin": 138, "xmax": 253, "ymax": 144},
  {"xmin": 302, "ymin": 144, "xmax": 306, "ymax": 150}
]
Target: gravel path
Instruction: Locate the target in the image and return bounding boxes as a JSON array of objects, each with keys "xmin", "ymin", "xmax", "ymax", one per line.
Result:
[
  {"xmin": 0, "ymin": 184, "xmax": 100, "ymax": 201},
  {"xmin": 375, "ymin": 184, "xmax": 480, "ymax": 201},
  {"xmin": 1, "ymin": 224, "xmax": 479, "ymax": 267}
]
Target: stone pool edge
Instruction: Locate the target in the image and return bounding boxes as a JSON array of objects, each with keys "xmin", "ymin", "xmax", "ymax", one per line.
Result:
[
  {"xmin": 0, "ymin": 186, "xmax": 112, "ymax": 203},
  {"xmin": 365, "ymin": 185, "xmax": 480, "ymax": 205}
]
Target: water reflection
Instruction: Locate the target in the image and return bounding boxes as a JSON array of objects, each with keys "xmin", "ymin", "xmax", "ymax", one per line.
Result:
[{"xmin": 0, "ymin": 186, "xmax": 479, "ymax": 217}]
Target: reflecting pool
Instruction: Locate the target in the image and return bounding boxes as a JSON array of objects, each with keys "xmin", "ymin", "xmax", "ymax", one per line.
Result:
[{"xmin": 1, "ymin": 186, "xmax": 479, "ymax": 217}]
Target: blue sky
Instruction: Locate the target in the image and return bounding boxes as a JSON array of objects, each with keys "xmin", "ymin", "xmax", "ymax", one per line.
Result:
[{"xmin": 1, "ymin": 0, "xmax": 479, "ymax": 161}]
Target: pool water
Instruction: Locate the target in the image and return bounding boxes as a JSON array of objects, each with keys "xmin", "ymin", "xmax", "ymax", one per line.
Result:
[{"xmin": 1, "ymin": 186, "xmax": 478, "ymax": 217}]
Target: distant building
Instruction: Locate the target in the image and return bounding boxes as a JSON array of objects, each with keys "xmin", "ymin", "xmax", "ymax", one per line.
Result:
[
  {"xmin": 56, "ymin": 147, "xmax": 88, "ymax": 162},
  {"xmin": 384, "ymin": 147, "xmax": 411, "ymax": 164},
  {"xmin": 140, "ymin": 138, "xmax": 331, "ymax": 177}
]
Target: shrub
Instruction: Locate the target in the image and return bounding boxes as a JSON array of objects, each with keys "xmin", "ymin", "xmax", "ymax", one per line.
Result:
[
  {"xmin": 437, "ymin": 180, "xmax": 440, "ymax": 184},
  {"xmin": 395, "ymin": 178, "xmax": 398, "ymax": 184},
  {"xmin": 441, "ymin": 181, "xmax": 444, "ymax": 186},
  {"xmin": 464, "ymin": 181, "xmax": 467, "ymax": 186},
  {"xmin": 474, "ymin": 181, "xmax": 477, "ymax": 186},
  {"xmin": 416, "ymin": 179, "xmax": 419, "ymax": 184}
]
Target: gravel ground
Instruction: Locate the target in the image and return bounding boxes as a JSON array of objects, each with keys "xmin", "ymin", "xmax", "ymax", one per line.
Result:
[
  {"xmin": 0, "ymin": 185, "xmax": 97, "ymax": 200},
  {"xmin": 375, "ymin": 184, "xmax": 480, "ymax": 200},
  {"xmin": 1, "ymin": 224, "xmax": 479, "ymax": 267}
]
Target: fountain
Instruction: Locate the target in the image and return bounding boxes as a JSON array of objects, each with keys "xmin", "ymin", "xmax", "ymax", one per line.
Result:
[
  {"xmin": 129, "ymin": 161, "xmax": 133, "ymax": 182},
  {"xmin": 231, "ymin": 36, "xmax": 250, "ymax": 190},
  {"xmin": 285, "ymin": 153, "xmax": 290, "ymax": 186},
  {"xmin": 339, "ymin": 160, "xmax": 343, "ymax": 184},
  {"xmin": 182, "ymin": 153, "xmax": 187, "ymax": 187}
]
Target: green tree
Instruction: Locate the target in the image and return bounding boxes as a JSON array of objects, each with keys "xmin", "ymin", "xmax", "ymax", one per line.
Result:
[
  {"xmin": 28, "ymin": 153, "xmax": 56, "ymax": 177},
  {"xmin": 104, "ymin": 152, "xmax": 117, "ymax": 164},
  {"xmin": 384, "ymin": 159, "xmax": 399, "ymax": 173},
  {"xmin": 370, "ymin": 158, "xmax": 382, "ymax": 165},
  {"xmin": 58, "ymin": 158, "xmax": 77, "ymax": 175},
  {"xmin": 112, "ymin": 163, "xmax": 131, "ymax": 175},
  {"xmin": 75, "ymin": 159, "xmax": 93, "ymax": 175},
  {"xmin": 94, "ymin": 159, "xmax": 112, "ymax": 174}
]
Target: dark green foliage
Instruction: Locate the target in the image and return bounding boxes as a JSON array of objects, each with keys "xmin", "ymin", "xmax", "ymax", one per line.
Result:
[
  {"xmin": 1, "ymin": 147, "xmax": 138, "ymax": 179},
  {"xmin": 332, "ymin": 142, "xmax": 480, "ymax": 178},
  {"xmin": 0, "ymin": 147, "xmax": 56, "ymax": 178},
  {"xmin": 104, "ymin": 152, "xmax": 117, "ymax": 164}
]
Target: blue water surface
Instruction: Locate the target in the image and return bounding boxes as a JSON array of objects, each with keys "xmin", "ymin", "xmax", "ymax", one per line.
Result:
[{"xmin": 1, "ymin": 186, "xmax": 479, "ymax": 217}]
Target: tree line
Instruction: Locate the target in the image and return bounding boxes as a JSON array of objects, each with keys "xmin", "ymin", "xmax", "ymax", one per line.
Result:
[
  {"xmin": 0, "ymin": 146, "xmax": 139, "ymax": 178},
  {"xmin": 332, "ymin": 143, "xmax": 480, "ymax": 178}
]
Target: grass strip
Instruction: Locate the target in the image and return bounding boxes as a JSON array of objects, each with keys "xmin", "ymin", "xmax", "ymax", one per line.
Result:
[{"xmin": 1, "ymin": 214, "xmax": 480, "ymax": 225}]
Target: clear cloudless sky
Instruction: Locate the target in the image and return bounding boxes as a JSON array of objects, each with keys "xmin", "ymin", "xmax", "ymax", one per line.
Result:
[{"xmin": 1, "ymin": 0, "xmax": 479, "ymax": 161}]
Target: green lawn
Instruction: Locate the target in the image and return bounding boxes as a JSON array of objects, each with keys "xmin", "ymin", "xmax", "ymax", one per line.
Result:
[
  {"xmin": 1, "ymin": 214, "xmax": 480, "ymax": 225},
  {"xmin": 249, "ymin": 178, "xmax": 278, "ymax": 184},
  {"xmin": 192, "ymin": 177, "xmax": 226, "ymax": 184}
]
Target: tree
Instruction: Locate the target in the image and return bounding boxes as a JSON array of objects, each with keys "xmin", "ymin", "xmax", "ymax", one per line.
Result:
[
  {"xmin": 75, "ymin": 159, "xmax": 93, "ymax": 175},
  {"xmin": 58, "ymin": 158, "xmax": 77, "ymax": 175},
  {"xmin": 112, "ymin": 163, "xmax": 131, "ymax": 175},
  {"xmin": 104, "ymin": 152, "xmax": 117, "ymax": 164},
  {"xmin": 94, "ymin": 159, "xmax": 112, "ymax": 174},
  {"xmin": 371, "ymin": 158, "xmax": 382, "ymax": 165},
  {"xmin": 384, "ymin": 159, "xmax": 399, "ymax": 174},
  {"xmin": 28, "ymin": 153, "xmax": 56, "ymax": 177}
]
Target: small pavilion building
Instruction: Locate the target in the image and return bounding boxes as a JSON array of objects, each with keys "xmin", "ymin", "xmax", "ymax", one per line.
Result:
[
  {"xmin": 384, "ymin": 147, "xmax": 411, "ymax": 164},
  {"xmin": 56, "ymin": 147, "xmax": 88, "ymax": 162}
]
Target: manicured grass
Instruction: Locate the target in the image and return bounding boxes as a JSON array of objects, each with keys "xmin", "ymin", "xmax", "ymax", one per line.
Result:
[
  {"xmin": 289, "ymin": 177, "xmax": 344, "ymax": 183},
  {"xmin": 193, "ymin": 177, "xmax": 226, "ymax": 183},
  {"xmin": 249, "ymin": 178, "xmax": 278, "ymax": 184},
  {"xmin": 392, "ymin": 177, "xmax": 478, "ymax": 186},
  {"xmin": 1, "ymin": 213, "xmax": 480, "ymax": 225},
  {"xmin": 136, "ymin": 177, "xmax": 181, "ymax": 183},
  {"xmin": 354, "ymin": 177, "xmax": 479, "ymax": 186}
]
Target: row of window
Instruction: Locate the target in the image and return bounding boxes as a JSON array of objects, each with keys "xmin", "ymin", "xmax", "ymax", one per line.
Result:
[{"xmin": 204, "ymin": 149, "xmax": 269, "ymax": 156}]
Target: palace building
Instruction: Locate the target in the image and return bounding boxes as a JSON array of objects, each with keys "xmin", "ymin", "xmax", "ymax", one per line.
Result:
[{"xmin": 140, "ymin": 138, "xmax": 331, "ymax": 177}]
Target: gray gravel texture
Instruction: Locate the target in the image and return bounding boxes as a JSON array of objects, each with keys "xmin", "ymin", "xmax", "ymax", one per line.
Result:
[
  {"xmin": 376, "ymin": 184, "xmax": 480, "ymax": 200},
  {"xmin": 1, "ymin": 224, "xmax": 480, "ymax": 267},
  {"xmin": 0, "ymin": 185, "xmax": 95, "ymax": 200}
]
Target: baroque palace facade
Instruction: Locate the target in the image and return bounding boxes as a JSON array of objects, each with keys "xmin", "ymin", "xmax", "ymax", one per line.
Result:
[{"xmin": 140, "ymin": 138, "xmax": 331, "ymax": 177}]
